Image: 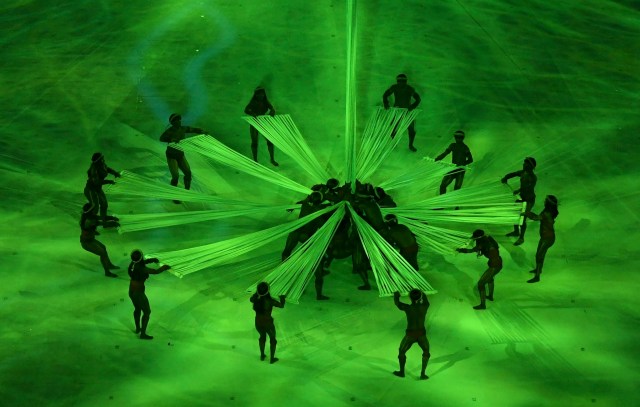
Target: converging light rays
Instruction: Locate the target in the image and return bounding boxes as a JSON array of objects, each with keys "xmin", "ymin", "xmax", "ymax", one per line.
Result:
[
  {"xmin": 176, "ymin": 135, "xmax": 312, "ymax": 194},
  {"xmin": 148, "ymin": 203, "xmax": 338, "ymax": 278},
  {"xmin": 355, "ymin": 107, "xmax": 422, "ymax": 181},
  {"xmin": 376, "ymin": 157, "xmax": 458, "ymax": 192},
  {"xmin": 348, "ymin": 203, "xmax": 436, "ymax": 296},
  {"xmin": 344, "ymin": 0, "xmax": 358, "ymax": 184},
  {"xmin": 399, "ymin": 182, "xmax": 523, "ymax": 206},
  {"xmin": 247, "ymin": 203, "xmax": 347, "ymax": 303},
  {"xmin": 242, "ymin": 114, "xmax": 329, "ymax": 182},
  {"xmin": 117, "ymin": 204, "xmax": 299, "ymax": 234},
  {"xmin": 109, "ymin": 170, "xmax": 221, "ymax": 203}
]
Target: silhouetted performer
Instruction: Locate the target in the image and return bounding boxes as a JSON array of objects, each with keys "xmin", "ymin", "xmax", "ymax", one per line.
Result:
[
  {"xmin": 374, "ymin": 187, "xmax": 397, "ymax": 208},
  {"xmin": 456, "ymin": 229, "xmax": 503, "ymax": 310},
  {"xmin": 502, "ymin": 157, "xmax": 537, "ymax": 245},
  {"xmin": 282, "ymin": 191, "xmax": 328, "ymax": 260},
  {"xmin": 352, "ymin": 193, "xmax": 387, "ymax": 235},
  {"xmin": 525, "ymin": 195, "xmax": 559, "ymax": 283},
  {"xmin": 434, "ymin": 130, "xmax": 473, "ymax": 194},
  {"xmin": 159, "ymin": 113, "xmax": 205, "ymax": 201},
  {"xmin": 244, "ymin": 87, "xmax": 278, "ymax": 166},
  {"xmin": 312, "ymin": 178, "xmax": 341, "ymax": 204},
  {"xmin": 393, "ymin": 290, "xmax": 430, "ymax": 380},
  {"xmin": 385, "ymin": 214, "xmax": 419, "ymax": 270},
  {"xmin": 84, "ymin": 152, "xmax": 120, "ymax": 223},
  {"xmin": 79, "ymin": 203, "xmax": 119, "ymax": 277},
  {"xmin": 351, "ymin": 193, "xmax": 388, "ymax": 290},
  {"xmin": 322, "ymin": 214, "xmax": 353, "ymax": 276},
  {"xmin": 383, "ymin": 73, "xmax": 421, "ymax": 152},
  {"xmin": 250, "ymin": 282, "xmax": 285, "ymax": 363},
  {"xmin": 128, "ymin": 249, "xmax": 171, "ymax": 340}
]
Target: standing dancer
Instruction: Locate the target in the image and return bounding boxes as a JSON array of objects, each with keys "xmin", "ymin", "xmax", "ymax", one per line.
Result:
[
  {"xmin": 244, "ymin": 87, "xmax": 278, "ymax": 166},
  {"xmin": 434, "ymin": 130, "xmax": 473, "ymax": 194},
  {"xmin": 84, "ymin": 152, "xmax": 120, "ymax": 224},
  {"xmin": 502, "ymin": 157, "xmax": 537, "ymax": 245},
  {"xmin": 127, "ymin": 249, "xmax": 171, "ymax": 340},
  {"xmin": 393, "ymin": 290, "xmax": 430, "ymax": 380},
  {"xmin": 525, "ymin": 195, "xmax": 559, "ymax": 283},
  {"xmin": 383, "ymin": 74, "xmax": 421, "ymax": 152},
  {"xmin": 79, "ymin": 203, "xmax": 119, "ymax": 278},
  {"xmin": 159, "ymin": 113, "xmax": 206, "ymax": 201},
  {"xmin": 456, "ymin": 229, "xmax": 503, "ymax": 310},
  {"xmin": 250, "ymin": 282, "xmax": 286, "ymax": 364}
]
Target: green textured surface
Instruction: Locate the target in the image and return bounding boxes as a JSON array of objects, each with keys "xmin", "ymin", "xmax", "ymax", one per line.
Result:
[{"xmin": 0, "ymin": 1, "xmax": 638, "ymax": 406}]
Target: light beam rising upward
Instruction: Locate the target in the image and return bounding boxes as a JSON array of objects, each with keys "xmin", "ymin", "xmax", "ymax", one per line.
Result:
[{"xmin": 344, "ymin": 0, "xmax": 358, "ymax": 185}]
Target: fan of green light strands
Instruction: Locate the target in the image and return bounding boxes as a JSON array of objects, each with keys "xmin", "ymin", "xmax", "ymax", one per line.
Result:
[
  {"xmin": 355, "ymin": 107, "xmax": 422, "ymax": 181},
  {"xmin": 107, "ymin": 170, "xmax": 257, "ymax": 203},
  {"xmin": 376, "ymin": 156, "xmax": 465, "ymax": 192},
  {"xmin": 147, "ymin": 203, "xmax": 339, "ymax": 278},
  {"xmin": 386, "ymin": 182, "xmax": 525, "ymax": 225},
  {"xmin": 116, "ymin": 204, "xmax": 301, "ymax": 234},
  {"xmin": 246, "ymin": 203, "xmax": 347, "ymax": 303},
  {"xmin": 347, "ymin": 202, "xmax": 436, "ymax": 296},
  {"xmin": 241, "ymin": 114, "xmax": 329, "ymax": 183},
  {"xmin": 394, "ymin": 221, "xmax": 472, "ymax": 255},
  {"xmin": 175, "ymin": 135, "xmax": 312, "ymax": 195}
]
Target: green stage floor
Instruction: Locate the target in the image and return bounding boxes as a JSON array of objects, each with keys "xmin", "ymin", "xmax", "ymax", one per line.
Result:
[{"xmin": 0, "ymin": 1, "xmax": 638, "ymax": 406}]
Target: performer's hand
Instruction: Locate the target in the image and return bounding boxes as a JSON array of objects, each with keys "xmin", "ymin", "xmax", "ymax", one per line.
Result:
[
  {"xmin": 456, "ymin": 248, "xmax": 464, "ymax": 253},
  {"xmin": 160, "ymin": 265, "xmax": 171, "ymax": 272},
  {"xmin": 279, "ymin": 295, "xmax": 286, "ymax": 302},
  {"xmin": 106, "ymin": 180, "xmax": 116, "ymax": 185},
  {"xmin": 501, "ymin": 177, "xmax": 507, "ymax": 184},
  {"xmin": 114, "ymin": 172, "xmax": 121, "ymax": 178},
  {"xmin": 393, "ymin": 291, "xmax": 400, "ymax": 298}
]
